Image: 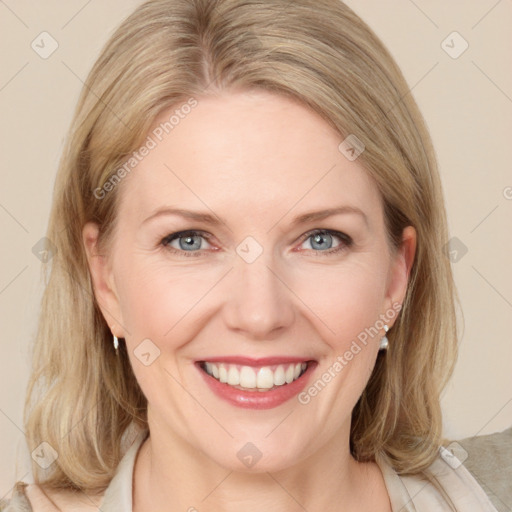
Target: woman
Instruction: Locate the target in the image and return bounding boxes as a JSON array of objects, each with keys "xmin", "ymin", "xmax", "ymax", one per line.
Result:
[{"xmin": 2, "ymin": 0, "xmax": 510, "ymax": 510}]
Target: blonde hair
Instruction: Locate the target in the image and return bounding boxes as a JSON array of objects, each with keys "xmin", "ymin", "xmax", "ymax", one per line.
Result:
[{"xmin": 24, "ymin": 0, "xmax": 459, "ymax": 492}]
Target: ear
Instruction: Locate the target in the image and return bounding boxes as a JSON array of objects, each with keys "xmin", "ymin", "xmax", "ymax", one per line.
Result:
[
  {"xmin": 384, "ymin": 225, "xmax": 416, "ymax": 324},
  {"xmin": 82, "ymin": 222, "xmax": 125, "ymax": 338}
]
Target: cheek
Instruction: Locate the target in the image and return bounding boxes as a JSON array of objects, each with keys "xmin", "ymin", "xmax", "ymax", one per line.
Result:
[
  {"xmin": 293, "ymin": 258, "xmax": 389, "ymax": 346},
  {"xmin": 114, "ymin": 256, "xmax": 217, "ymax": 340},
  {"xmin": 293, "ymin": 261, "xmax": 388, "ymax": 416},
  {"xmin": 114, "ymin": 245, "xmax": 389, "ymax": 352}
]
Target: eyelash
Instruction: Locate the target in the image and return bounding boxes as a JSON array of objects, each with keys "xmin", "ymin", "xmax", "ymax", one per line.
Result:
[{"xmin": 160, "ymin": 229, "xmax": 353, "ymax": 258}]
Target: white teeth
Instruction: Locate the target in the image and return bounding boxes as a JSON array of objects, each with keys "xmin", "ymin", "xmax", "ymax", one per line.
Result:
[
  {"xmin": 218, "ymin": 364, "xmax": 228, "ymax": 383},
  {"xmin": 239, "ymin": 366, "xmax": 256, "ymax": 388},
  {"xmin": 256, "ymin": 367, "xmax": 274, "ymax": 389},
  {"xmin": 285, "ymin": 364, "xmax": 295, "ymax": 384},
  {"xmin": 273, "ymin": 365, "xmax": 286, "ymax": 385},
  {"xmin": 202, "ymin": 361, "xmax": 309, "ymax": 390},
  {"xmin": 227, "ymin": 365, "xmax": 240, "ymax": 386}
]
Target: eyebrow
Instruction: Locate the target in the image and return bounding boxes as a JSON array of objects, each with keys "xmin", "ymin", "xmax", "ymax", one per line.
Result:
[
  {"xmin": 289, "ymin": 206, "xmax": 368, "ymax": 228},
  {"xmin": 141, "ymin": 205, "xmax": 368, "ymax": 228}
]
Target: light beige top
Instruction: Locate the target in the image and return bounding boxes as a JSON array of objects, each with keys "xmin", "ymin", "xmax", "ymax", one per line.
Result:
[{"xmin": 2, "ymin": 427, "xmax": 511, "ymax": 511}]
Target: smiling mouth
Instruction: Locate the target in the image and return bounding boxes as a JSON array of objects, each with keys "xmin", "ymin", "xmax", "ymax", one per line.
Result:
[{"xmin": 198, "ymin": 360, "xmax": 312, "ymax": 392}]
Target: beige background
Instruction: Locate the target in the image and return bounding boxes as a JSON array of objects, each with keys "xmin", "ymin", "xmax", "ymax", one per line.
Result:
[{"xmin": 1, "ymin": 0, "xmax": 511, "ymax": 497}]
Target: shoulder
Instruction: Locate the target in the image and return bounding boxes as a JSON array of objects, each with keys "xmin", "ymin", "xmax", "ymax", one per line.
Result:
[
  {"xmin": 455, "ymin": 426, "xmax": 512, "ymax": 511},
  {"xmin": 377, "ymin": 428, "xmax": 512, "ymax": 511},
  {"xmin": 0, "ymin": 482, "xmax": 31, "ymax": 512},
  {"xmin": 0, "ymin": 482, "xmax": 104, "ymax": 512},
  {"xmin": 1, "ymin": 428, "xmax": 148, "ymax": 512}
]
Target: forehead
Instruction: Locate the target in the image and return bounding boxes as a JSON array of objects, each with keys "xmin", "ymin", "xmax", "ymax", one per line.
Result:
[{"xmin": 116, "ymin": 90, "xmax": 382, "ymax": 227}]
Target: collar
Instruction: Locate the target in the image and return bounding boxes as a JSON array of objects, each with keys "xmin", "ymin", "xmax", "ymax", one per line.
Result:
[
  {"xmin": 99, "ymin": 430, "xmax": 497, "ymax": 511},
  {"xmin": 100, "ymin": 428, "xmax": 149, "ymax": 511}
]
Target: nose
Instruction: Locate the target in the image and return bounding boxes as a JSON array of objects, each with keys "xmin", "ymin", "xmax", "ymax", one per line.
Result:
[{"xmin": 222, "ymin": 251, "xmax": 295, "ymax": 340}]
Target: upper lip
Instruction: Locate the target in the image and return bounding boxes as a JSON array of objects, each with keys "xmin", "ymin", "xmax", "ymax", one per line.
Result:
[{"xmin": 197, "ymin": 356, "xmax": 316, "ymax": 367}]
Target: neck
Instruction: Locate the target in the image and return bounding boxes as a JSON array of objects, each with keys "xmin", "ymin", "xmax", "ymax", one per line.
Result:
[{"xmin": 132, "ymin": 418, "xmax": 390, "ymax": 512}]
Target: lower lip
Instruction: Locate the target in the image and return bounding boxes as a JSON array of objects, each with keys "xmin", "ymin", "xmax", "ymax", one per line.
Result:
[{"xmin": 196, "ymin": 361, "xmax": 317, "ymax": 410}]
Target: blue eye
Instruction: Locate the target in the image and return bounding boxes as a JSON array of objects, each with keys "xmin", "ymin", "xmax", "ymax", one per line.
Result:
[
  {"xmin": 300, "ymin": 229, "xmax": 352, "ymax": 254},
  {"xmin": 160, "ymin": 229, "xmax": 352, "ymax": 257},
  {"xmin": 161, "ymin": 230, "xmax": 212, "ymax": 256}
]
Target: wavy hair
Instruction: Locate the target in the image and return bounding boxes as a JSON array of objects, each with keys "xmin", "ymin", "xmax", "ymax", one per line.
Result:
[{"xmin": 24, "ymin": 0, "xmax": 459, "ymax": 492}]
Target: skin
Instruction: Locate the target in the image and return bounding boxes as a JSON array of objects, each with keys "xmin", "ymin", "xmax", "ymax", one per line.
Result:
[{"xmin": 83, "ymin": 89, "xmax": 416, "ymax": 512}]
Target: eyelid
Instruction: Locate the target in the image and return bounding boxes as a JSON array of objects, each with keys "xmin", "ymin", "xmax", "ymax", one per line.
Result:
[
  {"xmin": 295, "ymin": 228, "xmax": 352, "ymax": 254},
  {"xmin": 160, "ymin": 228, "xmax": 352, "ymax": 256},
  {"xmin": 160, "ymin": 230, "xmax": 215, "ymax": 254},
  {"xmin": 161, "ymin": 229, "xmax": 213, "ymax": 243},
  {"xmin": 298, "ymin": 228, "xmax": 352, "ymax": 245}
]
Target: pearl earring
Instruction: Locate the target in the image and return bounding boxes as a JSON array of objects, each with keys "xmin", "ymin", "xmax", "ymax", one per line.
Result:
[
  {"xmin": 379, "ymin": 324, "xmax": 389, "ymax": 351},
  {"xmin": 113, "ymin": 334, "xmax": 119, "ymax": 351}
]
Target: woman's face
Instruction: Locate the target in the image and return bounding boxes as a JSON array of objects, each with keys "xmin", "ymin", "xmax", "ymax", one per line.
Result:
[{"xmin": 84, "ymin": 89, "xmax": 415, "ymax": 472}]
